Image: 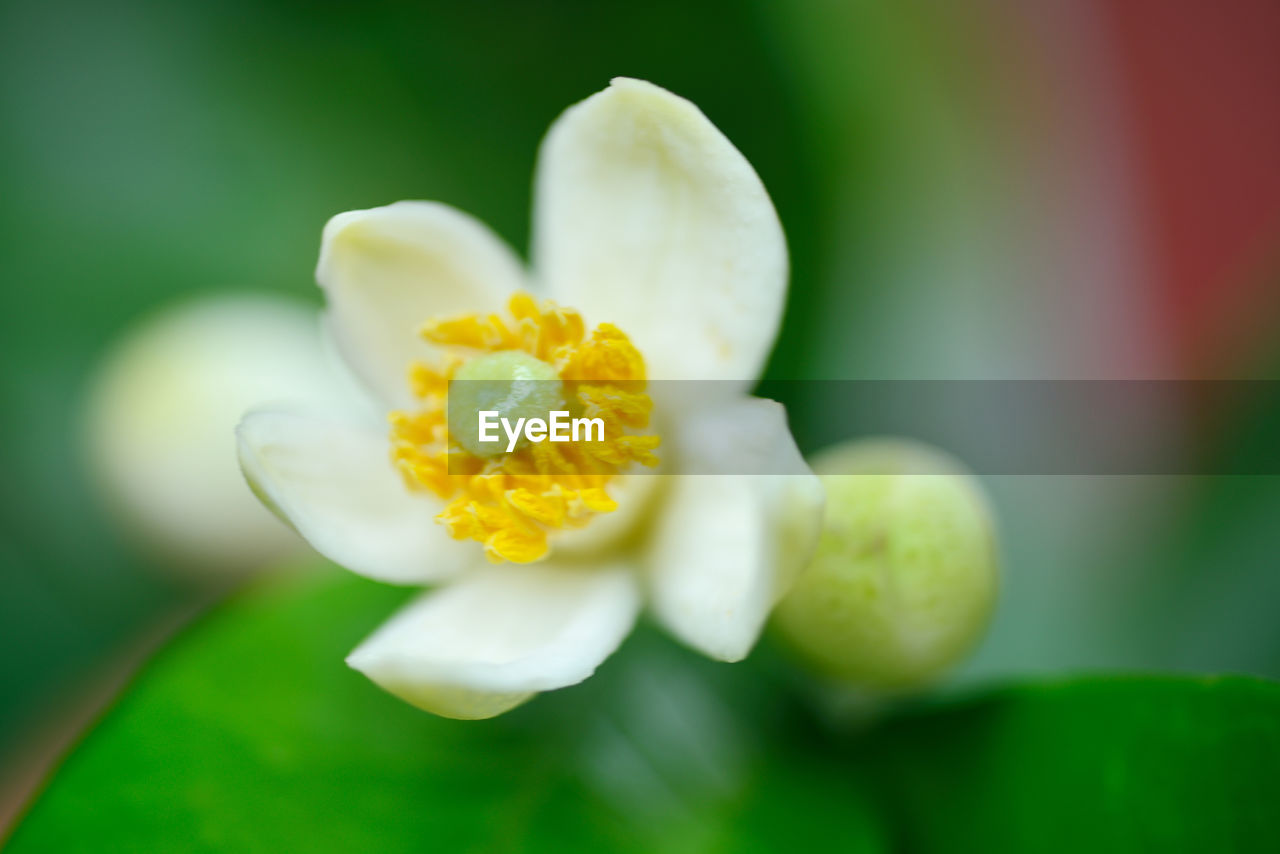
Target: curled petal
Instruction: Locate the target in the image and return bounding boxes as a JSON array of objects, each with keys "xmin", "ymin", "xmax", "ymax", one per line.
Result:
[
  {"xmin": 237, "ymin": 409, "xmax": 473, "ymax": 584},
  {"xmin": 646, "ymin": 397, "xmax": 824, "ymax": 661},
  {"xmin": 347, "ymin": 564, "xmax": 640, "ymax": 719},
  {"xmin": 318, "ymin": 201, "xmax": 527, "ymax": 406},
  {"xmin": 534, "ymin": 78, "xmax": 788, "ymax": 387}
]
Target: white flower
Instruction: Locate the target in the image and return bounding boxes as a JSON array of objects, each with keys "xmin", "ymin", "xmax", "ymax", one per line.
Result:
[{"xmin": 236, "ymin": 78, "xmax": 824, "ymax": 719}]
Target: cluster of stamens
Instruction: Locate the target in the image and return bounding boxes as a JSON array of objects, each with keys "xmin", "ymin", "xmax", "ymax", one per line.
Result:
[{"xmin": 389, "ymin": 293, "xmax": 660, "ymax": 563}]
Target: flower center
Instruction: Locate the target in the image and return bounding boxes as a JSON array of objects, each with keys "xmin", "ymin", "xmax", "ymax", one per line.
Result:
[
  {"xmin": 447, "ymin": 351, "xmax": 565, "ymax": 457},
  {"xmin": 389, "ymin": 293, "xmax": 660, "ymax": 564}
]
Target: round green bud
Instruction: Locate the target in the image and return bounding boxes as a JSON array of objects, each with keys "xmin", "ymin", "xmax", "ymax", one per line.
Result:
[
  {"xmin": 774, "ymin": 438, "xmax": 998, "ymax": 691},
  {"xmin": 448, "ymin": 350, "xmax": 564, "ymax": 457}
]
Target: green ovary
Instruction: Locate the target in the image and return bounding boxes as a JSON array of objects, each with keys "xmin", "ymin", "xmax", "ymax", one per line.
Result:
[{"xmin": 447, "ymin": 350, "xmax": 565, "ymax": 457}]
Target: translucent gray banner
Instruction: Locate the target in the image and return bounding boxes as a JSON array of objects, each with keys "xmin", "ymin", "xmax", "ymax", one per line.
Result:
[{"xmin": 438, "ymin": 380, "xmax": 1279, "ymax": 475}]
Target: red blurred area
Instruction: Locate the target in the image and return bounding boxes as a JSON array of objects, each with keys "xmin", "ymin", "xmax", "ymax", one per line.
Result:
[{"xmin": 1101, "ymin": 0, "xmax": 1280, "ymax": 376}]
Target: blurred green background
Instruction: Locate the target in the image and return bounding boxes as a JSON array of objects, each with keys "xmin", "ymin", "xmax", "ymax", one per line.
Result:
[{"xmin": 2, "ymin": 0, "xmax": 1279, "ymax": 848}]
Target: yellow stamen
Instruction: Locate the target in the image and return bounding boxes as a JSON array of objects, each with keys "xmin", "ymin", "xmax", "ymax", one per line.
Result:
[{"xmin": 389, "ymin": 293, "xmax": 660, "ymax": 563}]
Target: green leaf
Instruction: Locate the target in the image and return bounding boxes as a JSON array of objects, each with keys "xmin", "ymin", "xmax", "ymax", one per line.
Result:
[
  {"xmin": 859, "ymin": 676, "xmax": 1280, "ymax": 852},
  {"xmin": 4, "ymin": 569, "xmax": 886, "ymax": 853},
  {"xmin": 8, "ymin": 568, "xmax": 1279, "ymax": 853}
]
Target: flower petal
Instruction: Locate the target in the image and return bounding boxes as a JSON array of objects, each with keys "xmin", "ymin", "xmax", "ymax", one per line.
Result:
[
  {"xmin": 533, "ymin": 78, "xmax": 787, "ymax": 386},
  {"xmin": 645, "ymin": 397, "xmax": 824, "ymax": 661},
  {"xmin": 317, "ymin": 201, "xmax": 528, "ymax": 406},
  {"xmin": 346, "ymin": 563, "xmax": 640, "ymax": 719},
  {"xmin": 236, "ymin": 408, "xmax": 472, "ymax": 584}
]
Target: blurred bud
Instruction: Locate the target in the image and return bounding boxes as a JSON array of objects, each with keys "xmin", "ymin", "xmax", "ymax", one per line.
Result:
[
  {"xmin": 774, "ymin": 438, "xmax": 998, "ymax": 692},
  {"xmin": 84, "ymin": 293, "xmax": 358, "ymax": 579}
]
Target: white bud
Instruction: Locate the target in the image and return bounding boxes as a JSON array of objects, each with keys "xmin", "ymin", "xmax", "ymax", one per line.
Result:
[
  {"xmin": 84, "ymin": 293, "xmax": 358, "ymax": 579},
  {"xmin": 774, "ymin": 438, "xmax": 998, "ymax": 691}
]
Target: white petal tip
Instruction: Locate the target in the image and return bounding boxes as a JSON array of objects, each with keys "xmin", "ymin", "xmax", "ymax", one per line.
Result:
[
  {"xmin": 345, "ymin": 653, "xmax": 534, "ymax": 720},
  {"xmin": 605, "ymin": 76, "xmax": 670, "ymax": 95},
  {"xmin": 345, "ymin": 566, "xmax": 640, "ymax": 719},
  {"xmin": 703, "ymin": 642, "xmax": 751, "ymax": 664}
]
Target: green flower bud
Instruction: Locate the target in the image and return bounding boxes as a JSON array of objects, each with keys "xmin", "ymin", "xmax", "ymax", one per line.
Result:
[
  {"xmin": 774, "ymin": 438, "xmax": 998, "ymax": 691},
  {"xmin": 447, "ymin": 351, "xmax": 564, "ymax": 457}
]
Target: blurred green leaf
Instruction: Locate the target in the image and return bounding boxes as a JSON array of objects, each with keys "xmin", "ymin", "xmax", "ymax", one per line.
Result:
[
  {"xmin": 8, "ymin": 569, "xmax": 1278, "ymax": 853},
  {"xmin": 4, "ymin": 569, "xmax": 886, "ymax": 853},
  {"xmin": 859, "ymin": 676, "xmax": 1280, "ymax": 852}
]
